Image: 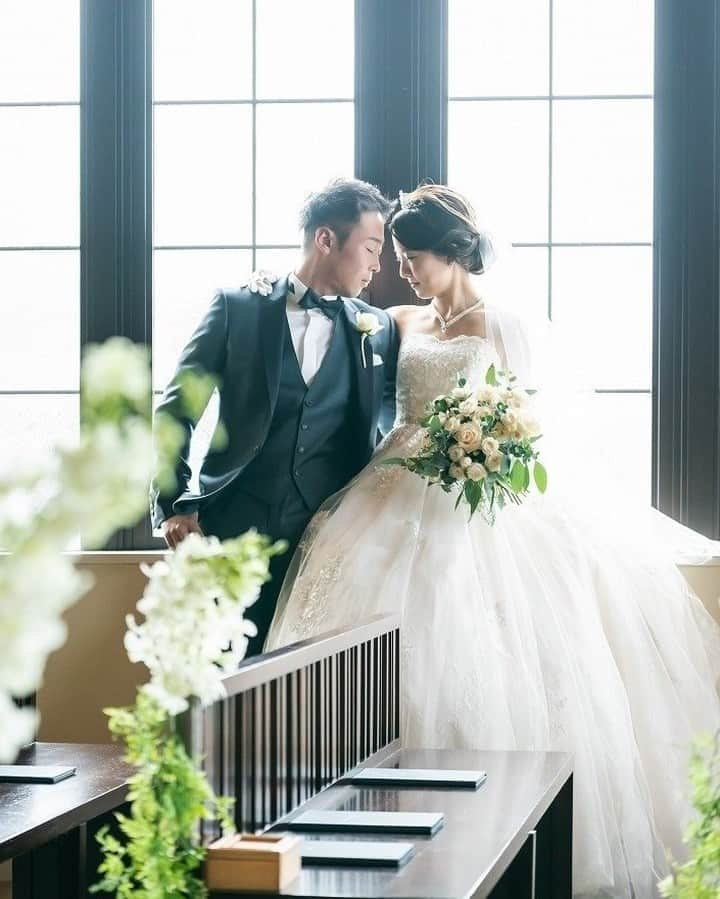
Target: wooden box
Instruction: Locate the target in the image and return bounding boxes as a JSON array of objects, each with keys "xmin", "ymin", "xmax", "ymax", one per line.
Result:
[{"xmin": 205, "ymin": 832, "xmax": 302, "ymax": 892}]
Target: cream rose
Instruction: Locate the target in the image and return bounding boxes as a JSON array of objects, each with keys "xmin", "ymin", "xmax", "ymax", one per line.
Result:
[
  {"xmin": 461, "ymin": 456, "xmax": 473, "ymax": 469},
  {"xmin": 485, "ymin": 452, "xmax": 503, "ymax": 472},
  {"xmin": 455, "ymin": 421, "xmax": 484, "ymax": 453},
  {"xmin": 481, "ymin": 436, "xmax": 499, "ymax": 456},
  {"xmin": 476, "ymin": 385, "xmax": 499, "ymax": 405},
  {"xmin": 449, "ymin": 463, "xmax": 466, "ymax": 480},
  {"xmin": 444, "ymin": 416, "xmax": 461, "ymax": 434},
  {"xmin": 458, "ymin": 397, "xmax": 478, "ymax": 417},
  {"xmin": 452, "ymin": 386, "xmax": 471, "ymax": 400},
  {"xmin": 466, "ymin": 462, "xmax": 487, "ymax": 481},
  {"xmin": 518, "ymin": 413, "xmax": 541, "ymax": 438},
  {"xmin": 448, "ymin": 444, "xmax": 465, "ymax": 463}
]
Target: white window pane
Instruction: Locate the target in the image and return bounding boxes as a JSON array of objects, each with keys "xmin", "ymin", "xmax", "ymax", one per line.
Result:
[
  {"xmin": 592, "ymin": 393, "xmax": 651, "ymax": 507},
  {"xmin": 0, "ymin": 1, "xmax": 79, "ymax": 102},
  {"xmin": 0, "ymin": 107, "xmax": 79, "ymax": 247},
  {"xmin": 448, "ymin": 100, "xmax": 549, "ymax": 244},
  {"xmin": 449, "ymin": 0, "xmax": 549, "ymax": 97},
  {"xmin": 154, "ymin": 0, "xmax": 253, "ymax": 101},
  {"xmin": 154, "ymin": 105, "xmax": 253, "ymax": 246},
  {"xmin": 255, "ymin": 103, "xmax": 354, "ymax": 244},
  {"xmin": 552, "ymin": 100, "xmax": 653, "ymax": 243},
  {"xmin": 552, "ymin": 247, "xmax": 651, "ymax": 390},
  {"xmin": 0, "ymin": 394, "xmax": 79, "ymax": 474},
  {"xmin": 553, "ymin": 0, "xmax": 654, "ymax": 96},
  {"xmin": 482, "ymin": 246, "xmax": 548, "ymax": 323},
  {"xmin": 153, "ymin": 391, "xmax": 219, "ymax": 495},
  {"xmin": 254, "ymin": 247, "xmax": 301, "ymax": 280},
  {"xmin": 153, "ymin": 249, "xmax": 252, "ymax": 389},
  {"xmin": 0, "ymin": 251, "xmax": 79, "ymax": 391},
  {"xmin": 256, "ymin": 0, "xmax": 354, "ymax": 99}
]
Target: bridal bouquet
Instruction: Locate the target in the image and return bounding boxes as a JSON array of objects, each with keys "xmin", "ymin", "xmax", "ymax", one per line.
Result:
[{"xmin": 384, "ymin": 364, "xmax": 547, "ymax": 523}]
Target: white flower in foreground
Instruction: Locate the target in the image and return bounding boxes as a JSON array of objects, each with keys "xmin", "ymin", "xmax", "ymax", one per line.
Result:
[
  {"xmin": 82, "ymin": 337, "xmax": 150, "ymax": 409},
  {"xmin": 125, "ymin": 532, "xmax": 281, "ymax": 715},
  {"xmin": 0, "ymin": 337, "xmax": 157, "ymax": 762}
]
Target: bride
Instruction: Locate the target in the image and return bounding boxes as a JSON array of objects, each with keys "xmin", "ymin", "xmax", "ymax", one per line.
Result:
[{"xmin": 265, "ymin": 184, "xmax": 720, "ymax": 898}]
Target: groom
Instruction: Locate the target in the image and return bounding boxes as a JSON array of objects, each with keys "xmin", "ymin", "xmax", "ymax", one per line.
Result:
[{"xmin": 151, "ymin": 178, "xmax": 399, "ymax": 655}]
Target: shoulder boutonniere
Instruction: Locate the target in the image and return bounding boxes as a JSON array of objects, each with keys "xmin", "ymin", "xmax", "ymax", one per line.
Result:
[
  {"xmin": 247, "ymin": 270, "xmax": 279, "ymax": 296},
  {"xmin": 355, "ymin": 312, "xmax": 384, "ymax": 368}
]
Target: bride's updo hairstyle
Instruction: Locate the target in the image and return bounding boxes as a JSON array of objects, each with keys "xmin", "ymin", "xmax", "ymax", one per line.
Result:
[{"xmin": 389, "ymin": 184, "xmax": 495, "ymax": 275}]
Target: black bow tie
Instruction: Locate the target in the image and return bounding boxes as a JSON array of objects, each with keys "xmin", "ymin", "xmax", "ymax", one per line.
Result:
[{"xmin": 298, "ymin": 287, "xmax": 342, "ymax": 321}]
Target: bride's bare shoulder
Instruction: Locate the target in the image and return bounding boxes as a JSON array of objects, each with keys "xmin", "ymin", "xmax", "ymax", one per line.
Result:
[{"xmin": 387, "ymin": 305, "xmax": 428, "ymax": 336}]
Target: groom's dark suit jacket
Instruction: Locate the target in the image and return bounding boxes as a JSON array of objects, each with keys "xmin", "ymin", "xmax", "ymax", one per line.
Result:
[{"xmin": 150, "ymin": 274, "xmax": 399, "ymax": 534}]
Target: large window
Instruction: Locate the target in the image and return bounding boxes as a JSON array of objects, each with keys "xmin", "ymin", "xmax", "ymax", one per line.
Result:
[
  {"xmin": 151, "ymin": 0, "xmax": 354, "ymax": 478},
  {"xmin": 448, "ymin": 0, "xmax": 654, "ymax": 504},
  {"xmin": 0, "ymin": 1, "xmax": 80, "ymax": 474}
]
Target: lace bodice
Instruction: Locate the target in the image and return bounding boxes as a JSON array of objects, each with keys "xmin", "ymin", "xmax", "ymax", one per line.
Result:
[{"xmin": 395, "ymin": 333, "xmax": 501, "ymax": 425}]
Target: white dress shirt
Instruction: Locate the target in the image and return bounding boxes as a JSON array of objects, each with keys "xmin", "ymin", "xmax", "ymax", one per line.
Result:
[{"xmin": 285, "ymin": 272, "xmax": 341, "ymax": 385}]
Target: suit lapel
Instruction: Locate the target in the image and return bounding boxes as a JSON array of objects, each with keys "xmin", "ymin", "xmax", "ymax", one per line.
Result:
[
  {"xmin": 343, "ymin": 299, "xmax": 376, "ymax": 450},
  {"xmin": 260, "ymin": 276, "xmax": 290, "ymax": 410}
]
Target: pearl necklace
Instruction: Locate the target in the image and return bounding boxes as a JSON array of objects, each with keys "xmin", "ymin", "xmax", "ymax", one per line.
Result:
[{"xmin": 432, "ymin": 298, "xmax": 484, "ymax": 334}]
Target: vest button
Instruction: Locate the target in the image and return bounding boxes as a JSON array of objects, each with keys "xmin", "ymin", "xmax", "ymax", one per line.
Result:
[
  {"xmin": 304, "ymin": 399, "xmax": 314, "ymax": 407},
  {"xmin": 301, "ymin": 423, "xmax": 309, "ymax": 431},
  {"xmin": 294, "ymin": 470, "xmax": 301, "ymax": 478},
  {"xmin": 297, "ymin": 446, "xmax": 305, "ymax": 454}
]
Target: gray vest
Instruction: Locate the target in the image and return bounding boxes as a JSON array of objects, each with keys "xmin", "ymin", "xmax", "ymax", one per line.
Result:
[{"xmin": 235, "ymin": 316, "xmax": 362, "ymax": 511}]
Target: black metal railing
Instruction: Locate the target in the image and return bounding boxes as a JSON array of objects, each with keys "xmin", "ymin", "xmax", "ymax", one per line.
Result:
[{"xmin": 179, "ymin": 614, "xmax": 400, "ymax": 834}]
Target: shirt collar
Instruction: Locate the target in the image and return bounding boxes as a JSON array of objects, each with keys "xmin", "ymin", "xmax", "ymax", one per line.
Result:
[{"xmin": 288, "ymin": 272, "xmax": 341, "ymax": 306}]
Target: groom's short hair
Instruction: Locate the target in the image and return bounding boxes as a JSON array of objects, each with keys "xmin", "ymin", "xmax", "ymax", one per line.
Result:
[{"xmin": 299, "ymin": 178, "xmax": 391, "ymax": 248}]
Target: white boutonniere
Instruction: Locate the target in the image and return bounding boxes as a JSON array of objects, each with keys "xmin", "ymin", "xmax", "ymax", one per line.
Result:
[
  {"xmin": 247, "ymin": 269, "xmax": 279, "ymax": 297},
  {"xmin": 355, "ymin": 312, "xmax": 384, "ymax": 368}
]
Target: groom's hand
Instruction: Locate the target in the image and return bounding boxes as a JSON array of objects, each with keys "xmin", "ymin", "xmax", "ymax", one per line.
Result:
[{"xmin": 162, "ymin": 512, "xmax": 203, "ymax": 548}]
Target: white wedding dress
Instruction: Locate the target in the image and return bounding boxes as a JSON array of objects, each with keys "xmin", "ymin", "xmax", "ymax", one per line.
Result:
[{"xmin": 266, "ymin": 332, "xmax": 720, "ymax": 898}]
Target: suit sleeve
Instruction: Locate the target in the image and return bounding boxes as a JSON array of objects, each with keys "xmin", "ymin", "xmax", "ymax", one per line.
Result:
[{"xmin": 149, "ymin": 290, "xmax": 229, "ymax": 529}]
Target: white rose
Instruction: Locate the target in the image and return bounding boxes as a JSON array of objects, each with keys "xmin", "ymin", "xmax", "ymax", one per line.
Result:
[
  {"xmin": 466, "ymin": 462, "xmax": 487, "ymax": 482},
  {"xmin": 485, "ymin": 452, "xmax": 503, "ymax": 472},
  {"xmin": 455, "ymin": 421, "xmax": 484, "ymax": 453},
  {"xmin": 452, "ymin": 386, "xmax": 471, "ymax": 400},
  {"xmin": 448, "ymin": 444, "xmax": 465, "ymax": 463},
  {"xmin": 481, "ymin": 436, "xmax": 499, "ymax": 456},
  {"xmin": 507, "ymin": 390, "xmax": 529, "ymax": 409},
  {"xmin": 518, "ymin": 413, "xmax": 541, "ymax": 438},
  {"xmin": 356, "ymin": 312, "xmax": 384, "ymax": 336},
  {"xmin": 476, "ymin": 385, "xmax": 500, "ymax": 405},
  {"xmin": 247, "ymin": 269, "xmax": 279, "ymax": 296},
  {"xmin": 444, "ymin": 416, "xmax": 461, "ymax": 434},
  {"xmin": 448, "ymin": 463, "xmax": 465, "ymax": 480},
  {"xmin": 502, "ymin": 409, "xmax": 518, "ymax": 429},
  {"xmin": 460, "ymin": 456, "xmax": 473, "ymax": 469},
  {"xmin": 458, "ymin": 397, "xmax": 478, "ymax": 417},
  {"xmin": 437, "ymin": 411, "xmax": 447, "ymax": 424}
]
